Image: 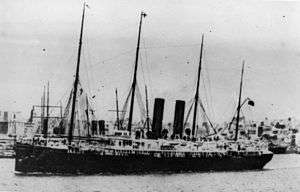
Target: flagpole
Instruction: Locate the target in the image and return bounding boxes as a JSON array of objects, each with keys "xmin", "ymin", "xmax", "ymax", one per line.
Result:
[
  {"xmin": 127, "ymin": 12, "xmax": 147, "ymax": 135},
  {"xmin": 68, "ymin": 2, "xmax": 86, "ymax": 144},
  {"xmin": 234, "ymin": 61, "xmax": 245, "ymax": 141}
]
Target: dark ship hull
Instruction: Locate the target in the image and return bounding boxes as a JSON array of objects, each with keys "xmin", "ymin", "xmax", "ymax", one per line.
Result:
[
  {"xmin": 268, "ymin": 145, "xmax": 288, "ymax": 154},
  {"xmin": 15, "ymin": 143, "xmax": 273, "ymax": 174}
]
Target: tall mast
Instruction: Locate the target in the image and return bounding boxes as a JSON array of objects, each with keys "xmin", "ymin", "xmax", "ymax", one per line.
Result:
[
  {"xmin": 43, "ymin": 81, "xmax": 50, "ymax": 138},
  {"xmin": 145, "ymin": 85, "xmax": 150, "ymax": 133},
  {"xmin": 234, "ymin": 61, "xmax": 245, "ymax": 141},
  {"xmin": 41, "ymin": 85, "xmax": 45, "ymax": 133},
  {"xmin": 115, "ymin": 88, "xmax": 120, "ymax": 130},
  {"xmin": 85, "ymin": 94, "xmax": 90, "ymax": 137},
  {"xmin": 60, "ymin": 101, "xmax": 63, "ymax": 119},
  {"xmin": 68, "ymin": 2, "xmax": 86, "ymax": 144},
  {"xmin": 46, "ymin": 81, "xmax": 50, "ymax": 119},
  {"xmin": 191, "ymin": 34, "xmax": 204, "ymax": 137},
  {"xmin": 127, "ymin": 12, "xmax": 147, "ymax": 135}
]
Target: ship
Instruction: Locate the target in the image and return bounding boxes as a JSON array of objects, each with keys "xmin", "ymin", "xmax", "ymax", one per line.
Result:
[
  {"xmin": 15, "ymin": 3, "xmax": 273, "ymax": 174},
  {"xmin": 0, "ymin": 111, "xmax": 23, "ymax": 158}
]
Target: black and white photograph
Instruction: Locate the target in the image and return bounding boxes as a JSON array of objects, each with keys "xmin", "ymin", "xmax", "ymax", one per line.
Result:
[{"xmin": 0, "ymin": 0, "xmax": 300, "ymax": 191}]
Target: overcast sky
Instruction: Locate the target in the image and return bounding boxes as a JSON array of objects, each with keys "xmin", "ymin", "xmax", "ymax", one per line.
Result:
[{"xmin": 1, "ymin": 0, "xmax": 300, "ymax": 123}]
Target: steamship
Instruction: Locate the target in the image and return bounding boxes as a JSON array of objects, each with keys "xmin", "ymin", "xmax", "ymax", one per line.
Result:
[{"xmin": 15, "ymin": 3, "xmax": 273, "ymax": 174}]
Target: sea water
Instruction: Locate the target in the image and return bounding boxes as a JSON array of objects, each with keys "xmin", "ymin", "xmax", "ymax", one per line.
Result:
[{"xmin": 0, "ymin": 154, "xmax": 299, "ymax": 192}]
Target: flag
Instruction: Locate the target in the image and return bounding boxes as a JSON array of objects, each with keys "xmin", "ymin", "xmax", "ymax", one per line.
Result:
[
  {"xmin": 248, "ymin": 100, "xmax": 255, "ymax": 106},
  {"xmin": 85, "ymin": 4, "xmax": 90, "ymax": 9},
  {"xmin": 141, "ymin": 12, "xmax": 147, "ymax": 17}
]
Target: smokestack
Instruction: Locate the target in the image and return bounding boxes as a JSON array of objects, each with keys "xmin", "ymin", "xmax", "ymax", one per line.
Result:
[
  {"xmin": 98, "ymin": 120, "xmax": 105, "ymax": 135},
  {"xmin": 151, "ymin": 98, "xmax": 165, "ymax": 139},
  {"xmin": 0, "ymin": 112, "xmax": 8, "ymax": 134},
  {"xmin": 91, "ymin": 120, "xmax": 98, "ymax": 135},
  {"xmin": 258, "ymin": 126, "xmax": 263, "ymax": 137},
  {"xmin": 42, "ymin": 119, "xmax": 48, "ymax": 137},
  {"xmin": 173, "ymin": 100, "xmax": 185, "ymax": 138}
]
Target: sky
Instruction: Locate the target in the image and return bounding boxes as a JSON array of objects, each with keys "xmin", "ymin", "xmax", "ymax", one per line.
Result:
[{"xmin": 1, "ymin": 0, "xmax": 300, "ymax": 124}]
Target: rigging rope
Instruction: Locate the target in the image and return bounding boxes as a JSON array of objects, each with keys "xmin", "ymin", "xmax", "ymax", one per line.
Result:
[
  {"xmin": 141, "ymin": 36, "xmax": 154, "ymax": 116},
  {"xmin": 139, "ymin": 49, "xmax": 147, "ymax": 86},
  {"xmin": 120, "ymin": 87, "xmax": 132, "ymax": 126},
  {"xmin": 204, "ymin": 62, "xmax": 215, "ymax": 122},
  {"xmin": 136, "ymin": 83, "xmax": 146, "ymax": 121},
  {"xmin": 199, "ymin": 100, "xmax": 217, "ymax": 134},
  {"xmin": 81, "ymin": 49, "xmax": 93, "ymax": 97},
  {"xmin": 83, "ymin": 34, "xmax": 97, "ymax": 98},
  {"xmin": 184, "ymin": 101, "xmax": 194, "ymax": 128}
]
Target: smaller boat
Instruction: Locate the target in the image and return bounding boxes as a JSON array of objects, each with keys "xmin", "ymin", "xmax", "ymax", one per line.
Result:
[
  {"xmin": 0, "ymin": 111, "xmax": 23, "ymax": 158},
  {"xmin": 259, "ymin": 119, "xmax": 297, "ymax": 154},
  {"xmin": 268, "ymin": 141, "xmax": 288, "ymax": 154}
]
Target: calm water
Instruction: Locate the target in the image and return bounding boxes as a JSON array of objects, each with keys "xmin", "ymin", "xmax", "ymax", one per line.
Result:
[{"xmin": 0, "ymin": 154, "xmax": 299, "ymax": 192}]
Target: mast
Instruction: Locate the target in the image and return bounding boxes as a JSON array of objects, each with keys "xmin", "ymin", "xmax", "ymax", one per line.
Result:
[
  {"xmin": 127, "ymin": 12, "xmax": 147, "ymax": 135},
  {"xmin": 145, "ymin": 85, "xmax": 150, "ymax": 133},
  {"xmin": 41, "ymin": 86, "xmax": 45, "ymax": 134},
  {"xmin": 60, "ymin": 101, "xmax": 63, "ymax": 119},
  {"xmin": 85, "ymin": 94, "xmax": 90, "ymax": 137},
  {"xmin": 115, "ymin": 88, "xmax": 120, "ymax": 130},
  {"xmin": 191, "ymin": 34, "xmax": 204, "ymax": 137},
  {"xmin": 68, "ymin": 2, "xmax": 86, "ymax": 144},
  {"xmin": 234, "ymin": 61, "xmax": 245, "ymax": 141},
  {"xmin": 46, "ymin": 81, "xmax": 50, "ymax": 120},
  {"xmin": 43, "ymin": 81, "xmax": 50, "ymax": 138}
]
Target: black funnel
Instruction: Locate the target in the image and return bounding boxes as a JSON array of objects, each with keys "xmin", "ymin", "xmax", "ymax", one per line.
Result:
[
  {"xmin": 151, "ymin": 98, "xmax": 165, "ymax": 139},
  {"xmin": 173, "ymin": 100, "xmax": 185, "ymax": 138},
  {"xmin": 42, "ymin": 119, "xmax": 48, "ymax": 138},
  {"xmin": 91, "ymin": 120, "xmax": 98, "ymax": 135},
  {"xmin": 98, "ymin": 120, "xmax": 105, "ymax": 135}
]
